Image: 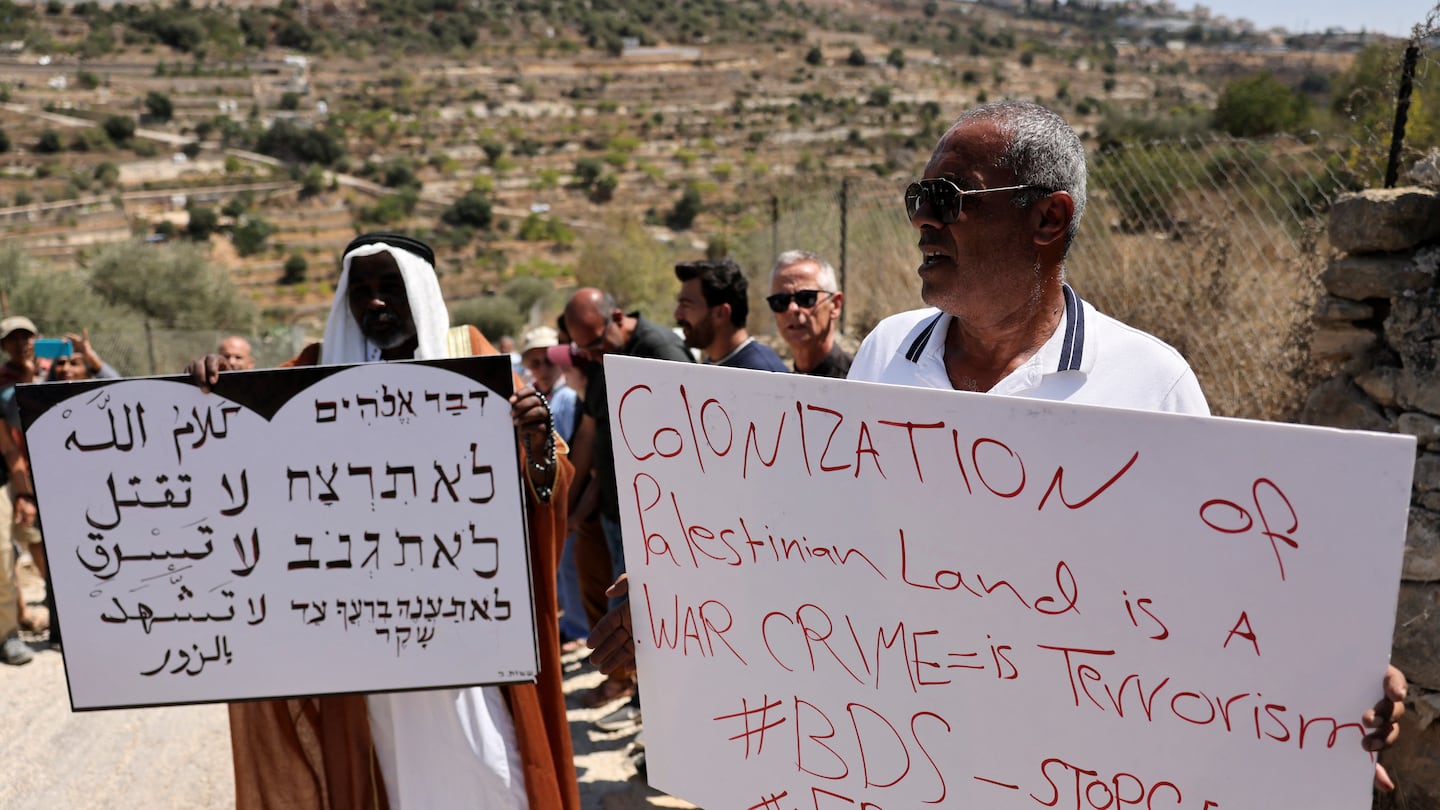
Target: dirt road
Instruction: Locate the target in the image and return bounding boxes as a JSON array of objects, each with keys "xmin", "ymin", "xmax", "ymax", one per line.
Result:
[{"xmin": 1, "ymin": 557, "xmax": 694, "ymax": 809}]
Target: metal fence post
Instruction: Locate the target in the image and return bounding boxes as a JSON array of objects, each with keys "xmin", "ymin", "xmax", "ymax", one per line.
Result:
[
  {"xmin": 1386, "ymin": 43, "xmax": 1420, "ymax": 189},
  {"xmin": 144, "ymin": 318, "xmax": 157, "ymax": 376},
  {"xmin": 770, "ymin": 195, "xmax": 779, "ymax": 260},
  {"xmin": 839, "ymin": 177, "xmax": 849, "ymax": 334}
]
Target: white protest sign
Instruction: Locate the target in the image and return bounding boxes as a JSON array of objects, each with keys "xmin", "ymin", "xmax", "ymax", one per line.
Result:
[
  {"xmin": 19, "ymin": 357, "xmax": 535, "ymax": 710},
  {"xmin": 605, "ymin": 355, "xmax": 1415, "ymax": 810}
]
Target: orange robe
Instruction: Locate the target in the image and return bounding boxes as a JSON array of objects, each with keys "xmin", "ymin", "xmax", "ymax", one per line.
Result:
[{"xmin": 228, "ymin": 327, "xmax": 579, "ymax": 810}]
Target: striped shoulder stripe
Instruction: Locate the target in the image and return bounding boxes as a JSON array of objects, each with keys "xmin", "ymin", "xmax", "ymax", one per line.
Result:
[
  {"xmin": 1057, "ymin": 284, "xmax": 1084, "ymax": 372},
  {"xmin": 905, "ymin": 312, "xmax": 946, "ymax": 363}
]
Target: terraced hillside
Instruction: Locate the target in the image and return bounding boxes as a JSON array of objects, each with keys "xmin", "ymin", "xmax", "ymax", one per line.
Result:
[{"xmin": 0, "ymin": 0, "xmax": 1381, "ymax": 336}]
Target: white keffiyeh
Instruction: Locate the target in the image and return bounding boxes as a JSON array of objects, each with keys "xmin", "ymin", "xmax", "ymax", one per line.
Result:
[
  {"xmin": 320, "ymin": 240, "xmax": 451, "ymax": 365},
  {"xmin": 319, "ymin": 238, "xmax": 527, "ymax": 808}
]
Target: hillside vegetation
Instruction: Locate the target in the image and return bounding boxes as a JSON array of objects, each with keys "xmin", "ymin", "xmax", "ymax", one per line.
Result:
[{"xmin": 0, "ymin": 0, "xmax": 1428, "ymax": 392}]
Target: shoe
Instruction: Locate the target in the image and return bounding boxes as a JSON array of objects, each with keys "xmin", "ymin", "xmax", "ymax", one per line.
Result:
[
  {"xmin": 594, "ymin": 704, "xmax": 642, "ymax": 732},
  {"xmin": 2, "ymin": 634, "xmax": 33, "ymax": 666}
]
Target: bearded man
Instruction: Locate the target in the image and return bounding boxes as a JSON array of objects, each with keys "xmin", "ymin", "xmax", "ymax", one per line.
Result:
[{"xmin": 190, "ymin": 233, "xmax": 578, "ymax": 810}]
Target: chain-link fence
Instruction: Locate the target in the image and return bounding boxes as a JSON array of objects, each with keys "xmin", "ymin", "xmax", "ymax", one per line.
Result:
[
  {"xmin": 717, "ymin": 13, "xmax": 1440, "ymax": 423},
  {"xmin": 1345, "ymin": 8, "xmax": 1440, "ymax": 188},
  {"xmin": 1072, "ymin": 133, "xmax": 1391, "ymax": 421},
  {"xmin": 730, "ymin": 128, "xmax": 1394, "ymax": 422}
]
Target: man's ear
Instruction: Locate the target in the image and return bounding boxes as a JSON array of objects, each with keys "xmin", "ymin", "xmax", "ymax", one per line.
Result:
[
  {"xmin": 1031, "ymin": 191, "xmax": 1075, "ymax": 248},
  {"xmin": 828, "ymin": 291, "xmax": 844, "ymax": 324},
  {"xmin": 712, "ymin": 302, "xmax": 732, "ymax": 325}
]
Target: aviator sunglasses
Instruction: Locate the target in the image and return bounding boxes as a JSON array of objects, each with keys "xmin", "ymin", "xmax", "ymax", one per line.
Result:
[
  {"xmin": 766, "ymin": 289, "xmax": 836, "ymax": 313},
  {"xmin": 903, "ymin": 179, "xmax": 1039, "ymax": 224}
]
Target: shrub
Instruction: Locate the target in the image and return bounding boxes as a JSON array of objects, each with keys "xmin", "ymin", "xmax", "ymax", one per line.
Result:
[
  {"xmin": 517, "ymin": 214, "xmax": 576, "ymax": 244},
  {"xmin": 94, "ymin": 161, "xmax": 120, "ymax": 187},
  {"xmin": 441, "ymin": 189, "xmax": 493, "ymax": 229},
  {"xmin": 573, "ymin": 215, "xmax": 687, "ymax": 315},
  {"xmin": 590, "ymin": 173, "xmax": 619, "ymax": 203},
  {"xmin": 186, "ymin": 206, "xmax": 218, "ymax": 240},
  {"xmin": 1213, "ymin": 72, "xmax": 1308, "ymax": 137},
  {"xmin": 299, "ymin": 164, "xmax": 327, "ymax": 197},
  {"xmin": 573, "ymin": 157, "xmax": 604, "ymax": 189},
  {"xmin": 88, "ymin": 239, "xmax": 255, "ymax": 333},
  {"xmin": 69, "ymin": 128, "xmax": 112, "ymax": 152},
  {"xmin": 281, "ymin": 253, "xmax": 308, "ymax": 285},
  {"xmin": 256, "ymin": 120, "xmax": 346, "ymax": 166},
  {"xmin": 144, "ymin": 91, "xmax": 173, "ymax": 123},
  {"xmin": 382, "ymin": 160, "xmax": 420, "ymax": 190},
  {"xmin": 360, "ymin": 190, "xmax": 418, "ymax": 225},
  {"xmin": 665, "ymin": 185, "xmax": 702, "ymax": 230},
  {"xmin": 503, "ymin": 276, "xmax": 554, "ymax": 314},
  {"xmin": 449, "ymin": 296, "xmax": 523, "ymax": 342},
  {"xmin": 36, "ymin": 129, "xmax": 63, "ymax": 153},
  {"xmin": 231, "ymin": 217, "xmax": 275, "ymax": 257}
]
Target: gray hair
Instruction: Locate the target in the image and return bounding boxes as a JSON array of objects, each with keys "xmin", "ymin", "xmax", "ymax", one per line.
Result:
[
  {"xmin": 769, "ymin": 249, "xmax": 839, "ymax": 291},
  {"xmin": 954, "ymin": 100, "xmax": 1087, "ymax": 244}
]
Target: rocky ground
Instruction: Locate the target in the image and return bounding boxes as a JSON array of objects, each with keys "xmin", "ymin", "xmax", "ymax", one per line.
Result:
[{"xmin": 0, "ymin": 555, "xmax": 696, "ymax": 809}]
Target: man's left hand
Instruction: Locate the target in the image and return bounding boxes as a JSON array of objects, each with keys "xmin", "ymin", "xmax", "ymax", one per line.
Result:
[
  {"xmin": 1366, "ymin": 664, "xmax": 1407, "ymax": 791},
  {"xmin": 13, "ymin": 495, "xmax": 35, "ymax": 527},
  {"xmin": 509, "ymin": 386, "xmax": 550, "ymax": 446},
  {"xmin": 588, "ymin": 574, "xmax": 635, "ymax": 675}
]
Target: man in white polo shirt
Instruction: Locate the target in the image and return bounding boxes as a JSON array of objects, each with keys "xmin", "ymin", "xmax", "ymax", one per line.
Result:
[
  {"xmin": 846, "ymin": 98, "xmax": 1406, "ymax": 789},
  {"xmin": 848, "ymin": 100, "xmax": 1207, "ymax": 414}
]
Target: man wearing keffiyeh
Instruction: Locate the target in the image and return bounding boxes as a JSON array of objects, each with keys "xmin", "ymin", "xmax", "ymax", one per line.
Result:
[{"xmin": 189, "ymin": 233, "xmax": 579, "ymax": 810}]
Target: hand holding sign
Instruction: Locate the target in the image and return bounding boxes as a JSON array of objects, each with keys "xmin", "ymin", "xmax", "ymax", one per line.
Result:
[
  {"xmin": 604, "ymin": 356, "xmax": 1414, "ymax": 810},
  {"xmin": 20, "ymin": 358, "xmax": 535, "ymax": 710},
  {"xmin": 588, "ymin": 573, "xmax": 634, "ymax": 675}
]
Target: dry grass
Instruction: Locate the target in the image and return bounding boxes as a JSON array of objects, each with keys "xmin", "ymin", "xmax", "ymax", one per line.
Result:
[
  {"xmin": 731, "ymin": 175, "xmax": 921, "ymax": 346},
  {"xmin": 731, "ymin": 146, "xmax": 1337, "ymax": 424},
  {"xmin": 1069, "ymin": 188, "xmax": 1329, "ymax": 422}
]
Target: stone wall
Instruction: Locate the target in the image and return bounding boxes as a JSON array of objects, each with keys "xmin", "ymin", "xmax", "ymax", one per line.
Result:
[{"xmin": 1306, "ymin": 187, "xmax": 1440, "ymax": 809}]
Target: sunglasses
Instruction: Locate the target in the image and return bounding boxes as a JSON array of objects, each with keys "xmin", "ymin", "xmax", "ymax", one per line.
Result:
[
  {"xmin": 766, "ymin": 289, "xmax": 836, "ymax": 313},
  {"xmin": 903, "ymin": 179, "xmax": 1039, "ymax": 224}
]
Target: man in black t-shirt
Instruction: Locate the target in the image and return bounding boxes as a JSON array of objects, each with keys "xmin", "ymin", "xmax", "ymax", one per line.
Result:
[
  {"xmin": 562, "ymin": 288, "xmax": 692, "ymax": 599},
  {"xmin": 767, "ymin": 250, "xmax": 852, "ymax": 378},
  {"xmin": 673, "ymin": 258, "xmax": 787, "ymax": 372}
]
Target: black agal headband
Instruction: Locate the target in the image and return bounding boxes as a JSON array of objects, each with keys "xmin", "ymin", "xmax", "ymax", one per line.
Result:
[{"xmin": 342, "ymin": 232, "xmax": 436, "ymax": 269}]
